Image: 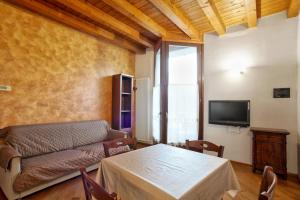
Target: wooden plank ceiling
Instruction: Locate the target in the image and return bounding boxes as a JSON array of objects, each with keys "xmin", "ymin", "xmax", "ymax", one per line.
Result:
[{"xmin": 6, "ymin": 0, "xmax": 300, "ymax": 53}]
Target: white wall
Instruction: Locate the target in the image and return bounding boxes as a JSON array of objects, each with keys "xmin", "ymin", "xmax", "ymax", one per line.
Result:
[
  {"xmin": 135, "ymin": 49, "xmax": 154, "ymax": 80},
  {"xmin": 204, "ymin": 12, "xmax": 298, "ymax": 173},
  {"xmin": 135, "ymin": 49, "xmax": 154, "ymax": 143}
]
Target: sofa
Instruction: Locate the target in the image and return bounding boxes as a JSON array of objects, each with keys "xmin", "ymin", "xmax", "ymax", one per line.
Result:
[{"xmin": 0, "ymin": 120, "xmax": 127, "ymax": 200}]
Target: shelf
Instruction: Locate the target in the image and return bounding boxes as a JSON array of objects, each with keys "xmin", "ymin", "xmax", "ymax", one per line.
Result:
[
  {"xmin": 122, "ymin": 76, "xmax": 132, "ymax": 94},
  {"xmin": 122, "ymin": 92, "xmax": 131, "ymax": 95},
  {"xmin": 121, "ymin": 112, "xmax": 131, "ymax": 129},
  {"xmin": 112, "ymin": 74, "xmax": 133, "ymax": 130}
]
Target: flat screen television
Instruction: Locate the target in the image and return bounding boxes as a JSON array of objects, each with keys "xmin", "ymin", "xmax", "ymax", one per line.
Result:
[{"xmin": 209, "ymin": 100, "xmax": 250, "ymax": 127}]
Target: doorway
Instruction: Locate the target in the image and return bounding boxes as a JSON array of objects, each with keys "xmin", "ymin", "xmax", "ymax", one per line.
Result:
[{"xmin": 152, "ymin": 42, "xmax": 203, "ymax": 144}]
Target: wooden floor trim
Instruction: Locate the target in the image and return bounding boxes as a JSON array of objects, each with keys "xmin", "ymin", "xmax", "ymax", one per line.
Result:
[{"xmin": 230, "ymin": 160, "xmax": 300, "ymax": 182}]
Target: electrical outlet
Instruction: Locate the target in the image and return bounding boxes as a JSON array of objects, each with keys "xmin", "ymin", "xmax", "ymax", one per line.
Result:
[{"xmin": 0, "ymin": 85, "xmax": 12, "ymax": 91}]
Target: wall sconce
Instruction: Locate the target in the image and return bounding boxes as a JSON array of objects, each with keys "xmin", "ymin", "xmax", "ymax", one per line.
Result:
[
  {"xmin": 230, "ymin": 66, "xmax": 246, "ymax": 75},
  {"xmin": 239, "ymin": 68, "xmax": 245, "ymax": 75}
]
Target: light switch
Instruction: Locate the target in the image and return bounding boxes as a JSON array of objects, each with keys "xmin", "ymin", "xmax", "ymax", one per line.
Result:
[{"xmin": 0, "ymin": 85, "xmax": 12, "ymax": 91}]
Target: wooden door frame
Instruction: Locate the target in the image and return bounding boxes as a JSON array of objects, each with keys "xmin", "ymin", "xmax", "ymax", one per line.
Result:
[
  {"xmin": 160, "ymin": 41, "xmax": 168, "ymax": 144},
  {"xmin": 199, "ymin": 44, "xmax": 204, "ymax": 140},
  {"xmin": 154, "ymin": 41, "xmax": 204, "ymax": 143}
]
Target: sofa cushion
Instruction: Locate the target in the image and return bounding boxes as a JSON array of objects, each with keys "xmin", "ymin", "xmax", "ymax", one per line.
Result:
[
  {"xmin": 108, "ymin": 145, "xmax": 130, "ymax": 156},
  {"xmin": 13, "ymin": 144, "xmax": 105, "ymax": 193},
  {"xmin": 75, "ymin": 142, "xmax": 105, "ymax": 159},
  {"xmin": 6, "ymin": 123, "xmax": 73, "ymax": 158}
]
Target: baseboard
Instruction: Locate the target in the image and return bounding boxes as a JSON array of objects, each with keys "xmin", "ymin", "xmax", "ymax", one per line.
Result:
[
  {"xmin": 137, "ymin": 140, "xmax": 153, "ymax": 145},
  {"xmin": 287, "ymin": 172, "xmax": 300, "ymax": 182},
  {"xmin": 230, "ymin": 160, "xmax": 252, "ymax": 167},
  {"xmin": 229, "ymin": 160, "xmax": 299, "ymax": 182}
]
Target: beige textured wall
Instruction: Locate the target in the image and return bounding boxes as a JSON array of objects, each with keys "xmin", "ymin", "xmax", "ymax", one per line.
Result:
[{"xmin": 0, "ymin": 1, "xmax": 135, "ymax": 128}]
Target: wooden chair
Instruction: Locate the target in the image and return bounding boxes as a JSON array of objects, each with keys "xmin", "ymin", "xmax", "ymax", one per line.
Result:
[
  {"xmin": 223, "ymin": 166, "xmax": 277, "ymax": 200},
  {"xmin": 185, "ymin": 140, "xmax": 225, "ymax": 158},
  {"xmin": 259, "ymin": 166, "xmax": 277, "ymax": 200},
  {"xmin": 103, "ymin": 137, "xmax": 136, "ymax": 157},
  {"xmin": 80, "ymin": 168, "xmax": 117, "ymax": 200}
]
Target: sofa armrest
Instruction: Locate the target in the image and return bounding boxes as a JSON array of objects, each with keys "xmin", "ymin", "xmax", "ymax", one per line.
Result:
[
  {"xmin": 0, "ymin": 138, "xmax": 7, "ymax": 149},
  {"xmin": 107, "ymin": 129, "xmax": 128, "ymax": 140},
  {"xmin": 0, "ymin": 156, "xmax": 21, "ymax": 199},
  {"xmin": 0, "ymin": 145, "xmax": 21, "ymax": 170},
  {"xmin": 0, "ymin": 127, "xmax": 9, "ymax": 139}
]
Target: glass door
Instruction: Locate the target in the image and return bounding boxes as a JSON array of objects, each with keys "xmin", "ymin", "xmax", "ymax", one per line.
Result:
[
  {"xmin": 167, "ymin": 45, "xmax": 199, "ymax": 144},
  {"xmin": 152, "ymin": 42, "xmax": 202, "ymax": 144}
]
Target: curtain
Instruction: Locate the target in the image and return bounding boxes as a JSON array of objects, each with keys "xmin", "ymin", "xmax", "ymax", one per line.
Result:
[
  {"xmin": 152, "ymin": 86, "xmax": 160, "ymax": 143},
  {"xmin": 167, "ymin": 84, "xmax": 198, "ymax": 144},
  {"xmin": 167, "ymin": 46, "xmax": 198, "ymax": 144},
  {"xmin": 152, "ymin": 49, "xmax": 161, "ymax": 143}
]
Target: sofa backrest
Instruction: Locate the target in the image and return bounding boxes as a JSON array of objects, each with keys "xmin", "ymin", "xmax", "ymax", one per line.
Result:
[
  {"xmin": 71, "ymin": 120, "xmax": 109, "ymax": 147},
  {"xmin": 5, "ymin": 120, "xmax": 109, "ymax": 158}
]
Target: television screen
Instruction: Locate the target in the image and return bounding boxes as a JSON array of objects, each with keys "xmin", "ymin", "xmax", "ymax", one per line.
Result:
[{"xmin": 209, "ymin": 100, "xmax": 250, "ymax": 127}]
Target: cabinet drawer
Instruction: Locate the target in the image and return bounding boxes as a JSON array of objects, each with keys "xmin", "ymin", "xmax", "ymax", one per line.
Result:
[{"xmin": 255, "ymin": 134, "xmax": 284, "ymax": 143}]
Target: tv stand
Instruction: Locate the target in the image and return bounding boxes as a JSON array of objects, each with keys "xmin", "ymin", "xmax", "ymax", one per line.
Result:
[{"xmin": 251, "ymin": 127, "xmax": 289, "ymax": 179}]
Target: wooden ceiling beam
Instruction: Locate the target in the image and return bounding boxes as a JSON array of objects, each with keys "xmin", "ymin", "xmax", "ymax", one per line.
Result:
[
  {"xmin": 196, "ymin": 0, "xmax": 226, "ymax": 35},
  {"xmin": 288, "ymin": 0, "xmax": 300, "ymax": 18},
  {"xmin": 245, "ymin": 0, "xmax": 257, "ymax": 27},
  {"xmin": 8, "ymin": 0, "xmax": 145, "ymax": 53},
  {"xmin": 164, "ymin": 33, "xmax": 203, "ymax": 44},
  {"xmin": 55, "ymin": 0, "xmax": 153, "ymax": 48},
  {"xmin": 102, "ymin": 0, "xmax": 167, "ymax": 38},
  {"xmin": 148, "ymin": 0, "xmax": 201, "ymax": 40}
]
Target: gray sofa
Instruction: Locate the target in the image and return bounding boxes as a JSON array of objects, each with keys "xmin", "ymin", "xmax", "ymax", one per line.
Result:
[{"xmin": 0, "ymin": 120, "xmax": 126, "ymax": 200}]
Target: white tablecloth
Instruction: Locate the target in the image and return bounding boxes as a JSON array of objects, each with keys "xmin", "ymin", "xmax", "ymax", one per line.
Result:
[{"xmin": 96, "ymin": 144, "xmax": 240, "ymax": 200}]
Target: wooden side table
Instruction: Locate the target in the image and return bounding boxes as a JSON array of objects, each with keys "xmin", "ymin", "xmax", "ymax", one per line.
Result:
[{"xmin": 251, "ymin": 127, "xmax": 289, "ymax": 179}]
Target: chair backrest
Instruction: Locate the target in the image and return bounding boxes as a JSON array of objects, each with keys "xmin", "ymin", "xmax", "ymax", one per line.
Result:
[
  {"xmin": 103, "ymin": 137, "xmax": 136, "ymax": 157},
  {"xmin": 80, "ymin": 168, "xmax": 117, "ymax": 200},
  {"xmin": 185, "ymin": 140, "xmax": 225, "ymax": 158},
  {"xmin": 259, "ymin": 166, "xmax": 277, "ymax": 200}
]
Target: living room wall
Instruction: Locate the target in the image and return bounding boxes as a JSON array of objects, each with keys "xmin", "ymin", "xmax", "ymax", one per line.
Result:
[
  {"xmin": 204, "ymin": 12, "xmax": 298, "ymax": 173},
  {"xmin": 0, "ymin": 1, "xmax": 135, "ymax": 128}
]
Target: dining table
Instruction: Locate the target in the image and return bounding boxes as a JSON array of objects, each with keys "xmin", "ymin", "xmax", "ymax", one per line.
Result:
[{"xmin": 96, "ymin": 144, "xmax": 240, "ymax": 200}]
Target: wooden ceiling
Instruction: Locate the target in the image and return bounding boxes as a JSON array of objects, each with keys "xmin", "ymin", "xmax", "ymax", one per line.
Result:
[{"xmin": 6, "ymin": 0, "xmax": 300, "ymax": 53}]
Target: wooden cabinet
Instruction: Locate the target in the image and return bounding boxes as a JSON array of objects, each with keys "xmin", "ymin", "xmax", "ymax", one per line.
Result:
[
  {"xmin": 112, "ymin": 74, "xmax": 134, "ymax": 134},
  {"xmin": 251, "ymin": 127, "xmax": 289, "ymax": 179}
]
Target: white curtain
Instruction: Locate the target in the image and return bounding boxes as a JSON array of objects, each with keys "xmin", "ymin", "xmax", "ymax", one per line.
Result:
[
  {"xmin": 152, "ymin": 86, "xmax": 160, "ymax": 142},
  {"xmin": 152, "ymin": 49, "xmax": 161, "ymax": 142},
  {"xmin": 167, "ymin": 85, "xmax": 198, "ymax": 144},
  {"xmin": 167, "ymin": 46, "xmax": 199, "ymax": 144}
]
